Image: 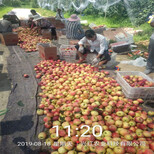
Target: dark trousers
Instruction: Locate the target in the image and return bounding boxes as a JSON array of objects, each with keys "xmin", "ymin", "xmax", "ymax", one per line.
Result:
[{"xmin": 41, "ymin": 27, "xmax": 57, "ymax": 40}]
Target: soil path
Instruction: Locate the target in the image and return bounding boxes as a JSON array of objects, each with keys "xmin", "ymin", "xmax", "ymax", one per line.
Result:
[{"xmin": 0, "ymin": 46, "xmax": 46, "ymax": 154}]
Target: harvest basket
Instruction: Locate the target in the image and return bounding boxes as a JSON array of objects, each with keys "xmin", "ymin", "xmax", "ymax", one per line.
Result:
[
  {"xmin": 116, "ymin": 71, "xmax": 154, "ymax": 99},
  {"xmin": 59, "ymin": 45, "xmax": 76, "ymax": 62},
  {"xmin": 89, "ymin": 23, "xmax": 106, "ymax": 34}
]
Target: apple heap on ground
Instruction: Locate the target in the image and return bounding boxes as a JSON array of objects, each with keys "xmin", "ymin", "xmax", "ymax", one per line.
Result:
[
  {"xmin": 14, "ymin": 27, "xmax": 50, "ymax": 52},
  {"xmin": 123, "ymin": 75, "xmax": 154, "ymax": 87},
  {"xmin": 35, "ymin": 60, "xmax": 154, "ymax": 154},
  {"xmin": 128, "ymin": 50, "xmax": 149, "ymax": 59}
]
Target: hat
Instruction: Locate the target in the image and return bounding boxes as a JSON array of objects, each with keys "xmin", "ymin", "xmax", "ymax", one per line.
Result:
[
  {"xmin": 147, "ymin": 13, "xmax": 154, "ymax": 23},
  {"xmin": 33, "ymin": 14, "xmax": 43, "ymax": 21},
  {"xmin": 68, "ymin": 14, "xmax": 80, "ymax": 21},
  {"xmin": 7, "ymin": 11, "xmax": 15, "ymax": 15}
]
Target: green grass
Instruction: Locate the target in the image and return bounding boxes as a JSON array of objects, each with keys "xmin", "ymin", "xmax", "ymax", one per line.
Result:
[
  {"xmin": 133, "ymin": 23, "xmax": 153, "ymax": 43},
  {"xmin": 0, "ymin": 6, "xmax": 13, "ymax": 18},
  {"xmin": 80, "ymin": 15, "xmax": 132, "ymax": 28},
  {"xmin": 20, "ymin": 1, "xmax": 32, "ymax": 8},
  {"xmin": 64, "ymin": 12, "xmax": 132, "ymax": 28},
  {"xmin": 34, "ymin": 8, "xmax": 55, "ymax": 17}
]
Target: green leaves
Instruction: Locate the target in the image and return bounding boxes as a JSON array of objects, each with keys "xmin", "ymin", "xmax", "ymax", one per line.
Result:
[
  {"xmin": 0, "ymin": 109, "xmax": 9, "ymax": 116},
  {"xmin": 17, "ymin": 100, "xmax": 24, "ymax": 107}
]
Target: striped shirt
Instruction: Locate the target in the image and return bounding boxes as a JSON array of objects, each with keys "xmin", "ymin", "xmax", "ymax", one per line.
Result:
[{"xmin": 62, "ymin": 19, "xmax": 85, "ymax": 40}]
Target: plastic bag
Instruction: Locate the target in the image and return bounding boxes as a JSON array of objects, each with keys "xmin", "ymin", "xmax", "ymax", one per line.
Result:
[{"xmin": 120, "ymin": 57, "xmax": 146, "ymax": 67}]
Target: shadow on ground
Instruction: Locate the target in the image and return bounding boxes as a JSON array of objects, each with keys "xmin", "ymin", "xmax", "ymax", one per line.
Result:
[
  {"xmin": 0, "ymin": 51, "xmax": 4, "ymax": 55},
  {"xmin": 0, "ymin": 73, "xmax": 11, "ymax": 91},
  {"xmin": 0, "ymin": 64, "xmax": 3, "ymax": 73},
  {"xmin": 0, "ymin": 115, "xmax": 34, "ymax": 136}
]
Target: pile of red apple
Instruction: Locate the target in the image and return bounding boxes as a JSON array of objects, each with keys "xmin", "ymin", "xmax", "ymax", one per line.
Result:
[
  {"xmin": 123, "ymin": 75, "xmax": 154, "ymax": 87},
  {"xmin": 35, "ymin": 60, "xmax": 154, "ymax": 154},
  {"xmin": 128, "ymin": 50, "xmax": 149, "ymax": 59},
  {"xmin": 14, "ymin": 27, "xmax": 50, "ymax": 52}
]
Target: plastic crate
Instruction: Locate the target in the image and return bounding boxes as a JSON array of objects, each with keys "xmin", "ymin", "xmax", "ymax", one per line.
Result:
[
  {"xmin": 110, "ymin": 41, "xmax": 130, "ymax": 53},
  {"xmin": 89, "ymin": 23, "xmax": 106, "ymax": 34},
  {"xmin": 89, "ymin": 23, "xmax": 96, "ymax": 29},
  {"xmin": 59, "ymin": 45, "xmax": 76, "ymax": 62},
  {"xmin": 115, "ymin": 32, "xmax": 134, "ymax": 44},
  {"xmin": 93, "ymin": 27, "xmax": 105, "ymax": 34},
  {"xmin": 93, "ymin": 26, "xmax": 106, "ymax": 34},
  {"xmin": 116, "ymin": 71, "xmax": 154, "ymax": 99}
]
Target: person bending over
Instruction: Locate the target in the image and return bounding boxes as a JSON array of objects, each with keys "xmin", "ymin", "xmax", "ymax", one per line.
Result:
[
  {"xmin": 76, "ymin": 29, "xmax": 111, "ymax": 67},
  {"xmin": 3, "ymin": 13, "xmax": 20, "ymax": 26},
  {"xmin": 31, "ymin": 15, "xmax": 57, "ymax": 39}
]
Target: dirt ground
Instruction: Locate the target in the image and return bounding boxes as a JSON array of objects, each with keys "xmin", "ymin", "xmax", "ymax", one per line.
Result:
[
  {"xmin": 0, "ymin": 45, "xmax": 11, "ymax": 145},
  {"xmin": 0, "ymin": 44, "xmax": 11, "ymax": 122}
]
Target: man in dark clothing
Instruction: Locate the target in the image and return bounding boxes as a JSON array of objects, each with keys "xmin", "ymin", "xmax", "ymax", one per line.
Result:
[
  {"xmin": 3, "ymin": 14, "xmax": 20, "ymax": 26},
  {"xmin": 0, "ymin": 19, "xmax": 12, "ymax": 33},
  {"xmin": 144, "ymin": 17, "xmax": 154, "ymax": 74},
  {"xmin": 31, "ymin": 15, "xmax": 57, "ymax": 39}
]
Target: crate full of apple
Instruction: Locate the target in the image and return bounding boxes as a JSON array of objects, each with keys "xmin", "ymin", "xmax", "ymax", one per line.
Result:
[
  {"xmin": 59, "ymin": 45, "xmax": 77, "ymax": 62},
  {"xmin": 116, "ymin": 71, "xmax": 154, "ymax": 99},
  {"xmin": 89, "ymin": 23, "xmax": 106, "ymax": 34},
  {"xmin": 92, "ymin": 25, "xmax": 106, "ymax": 34}
]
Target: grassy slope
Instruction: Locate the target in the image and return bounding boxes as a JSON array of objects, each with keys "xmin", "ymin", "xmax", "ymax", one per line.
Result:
[
  {"xmin": 34, "ymin": 8, "xmax": 56, "ymax": 17},
  {"xmin": 133, "ymin": 23, "xmax": 153, "ymax": 42},
  {"xmin": 0, "ymin": 6, "xmax": 13, "ymax": 18}
]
